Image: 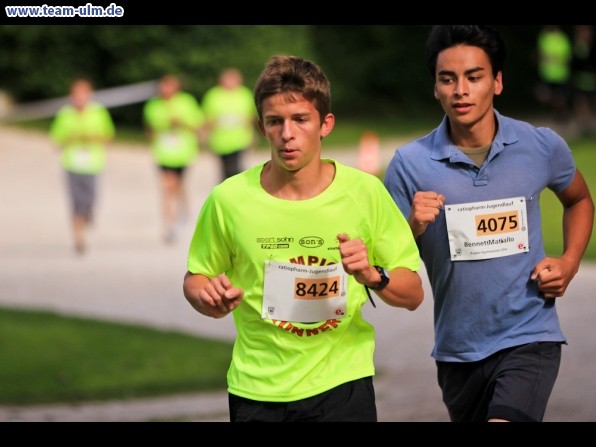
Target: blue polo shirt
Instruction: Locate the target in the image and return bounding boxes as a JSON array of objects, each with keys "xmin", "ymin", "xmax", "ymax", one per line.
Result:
[{"xmin": 384, "ymin": 110, "xmax": 576, "ymax": 362}]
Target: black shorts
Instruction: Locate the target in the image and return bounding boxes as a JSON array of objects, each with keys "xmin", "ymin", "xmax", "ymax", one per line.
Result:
[
  {"xmin": 437, "ymin": 341, "xmax": 562, "ymax": 422},
  {"xmin": 219, "ymin": 150, "xmax": 244, "ymax": 180},
  {"xmin": 158, "ymin": 165, "xmax": 186, "ymax": 177},
  {"xmin": 228, "ymin": 376, "xmax": 377, "ymax": 422}
]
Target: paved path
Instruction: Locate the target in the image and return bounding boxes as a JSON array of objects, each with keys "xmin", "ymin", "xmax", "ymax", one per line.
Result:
[{"xmin": 0, "ymin": 125, "xmax": 595, "ymax": 422}]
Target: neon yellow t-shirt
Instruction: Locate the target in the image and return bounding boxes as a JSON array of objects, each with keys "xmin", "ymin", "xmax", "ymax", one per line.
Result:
[
  {"xmin": 538, "ymin": 29, "xmax": 572, "ymax": 83},
  {"xmin": 186, "ymin": 160, "xmax": 421, "ymax": 402},
  {"xmin": 201, "ymin": 85, "xmax": 256, "ymax": 155},
  {"xmin": 143, "ymin": 92, "xmax": 204, "ymax": 167},
  {"xmin": 49, "ymin": 101, "xmax": 115, "ymax": 174}
]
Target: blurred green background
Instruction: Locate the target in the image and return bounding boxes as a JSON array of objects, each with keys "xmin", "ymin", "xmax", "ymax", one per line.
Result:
[{"xmin": 0, "ymin": 25, "xmax": 559, "ymax": 127}]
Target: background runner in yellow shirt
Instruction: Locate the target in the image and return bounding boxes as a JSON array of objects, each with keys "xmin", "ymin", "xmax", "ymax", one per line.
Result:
[
  {"xmin": 49, "ymin": 78, "xmax": 115, "ymax": 255},
  {"xmin": 201, "ymin": 67, "xmax": 257, "ymax": 182},
  {"xmin": 143, "ymin": 74, "xmax": 204, "ymax": 243}
]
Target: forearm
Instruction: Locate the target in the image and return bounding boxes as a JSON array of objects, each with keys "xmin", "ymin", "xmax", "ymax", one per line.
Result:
[
  {"xmin": 183, "ymin": 271, "xmax": 213, "ymax": 316},
  {"xmin": 372, "ymin": 268, "xmax": 424, "ymax": 311},
  {"xmin": 562, "ymin": 197, "xmax": 595, "ymax": 269},
  {"xmin": 408, "ymin": 216, "xmax": 425, "ymax": 239}
]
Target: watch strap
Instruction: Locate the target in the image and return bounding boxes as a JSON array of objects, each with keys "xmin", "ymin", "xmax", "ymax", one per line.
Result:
[{"xmin": 368, "ymin": 265, "xmax": 390, "ymax": 291}]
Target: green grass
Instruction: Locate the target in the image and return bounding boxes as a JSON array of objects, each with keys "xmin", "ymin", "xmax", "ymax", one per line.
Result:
[{"xmin": 0, "ymin": 307, "xmax": 233, "ymax": 405}]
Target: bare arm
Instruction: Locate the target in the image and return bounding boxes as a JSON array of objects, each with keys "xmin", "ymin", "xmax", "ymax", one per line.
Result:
[
  {"xmin": 337, "ymin": 233, "xmax": 423, "ymax": 311},
  {"xmin": 183, "ymin": 271, "xmax": 244, "ymax": 319},
  {"xmin": 531, "ymin": 169, "xmax": 594, "ymax": 298}
]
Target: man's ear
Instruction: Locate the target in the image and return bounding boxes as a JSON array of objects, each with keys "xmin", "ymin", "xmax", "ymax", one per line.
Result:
[
  {"xmin": 494, "ymin": 71, "xmax": 504, "ymax": 96},
  {"xmin": 257, "ymin": 120, "xmax": 266, "ymax": 136},
  {"xmin": 320, "ymin": 113, "xmax": 335, "ymax": 139}
]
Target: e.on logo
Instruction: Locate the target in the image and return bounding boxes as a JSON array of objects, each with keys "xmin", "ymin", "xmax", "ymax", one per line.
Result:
[{"xmin": 299, "ymin": 236, "xmax": 324, "ymax": 248}]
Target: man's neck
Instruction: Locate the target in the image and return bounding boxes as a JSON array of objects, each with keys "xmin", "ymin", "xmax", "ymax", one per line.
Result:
[
  {"xmin": 448, "ymin": 111, "xmax": 497, "ymax": 148},
  {"xmin": 261, "ymin": 160, "xmax": 335, "ymax": 201}
]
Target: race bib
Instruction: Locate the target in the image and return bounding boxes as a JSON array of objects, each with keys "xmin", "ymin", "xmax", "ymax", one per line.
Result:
[
  {"xmin": 158, "ymin": 131, "xmax": 179, "ymax": 150},
  {"xmin": 262, "ymin": 261, "xmax": 348, "ymax": 322},
  {"xmin": 217, "ymin": 114, "xmax": 243, "ymax": 127},
  {"xmin": 445, "ymin": 196, "xmax": 529, "ymax": 261},
  {"xmin": 72, "ymin": 146, "xmax": 92, "ymax": 170}
]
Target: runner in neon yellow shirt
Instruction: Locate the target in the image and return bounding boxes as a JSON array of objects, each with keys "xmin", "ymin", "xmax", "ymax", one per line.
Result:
[
  {"xmin": 143, "ymin": 75, "xmax": 205, "ymax": 242},
  {"xmin": 201, "ymin": 67, "xmax": 257, "ymax": 181},
  {"xmin": 50, "ymin": 78, "xmax": 115, "ymax": 255},
  {"xmin": 183, "ymin": 56, "xmax": 424, "ymax": 422},
  {"xmin": 536, "ymin": 25, "xmax": 573, "ymax": 121}
]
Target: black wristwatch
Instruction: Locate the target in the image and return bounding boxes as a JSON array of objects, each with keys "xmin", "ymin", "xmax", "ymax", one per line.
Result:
[{"xmin": 368, "ymin": 265, "xmax": 390, "ymax": 291}]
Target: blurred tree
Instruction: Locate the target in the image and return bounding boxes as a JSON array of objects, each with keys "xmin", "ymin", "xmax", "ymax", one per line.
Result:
[
  {"xmin": 0, "ymin": 25, "xmax": 106, "ymax": 99},
  {"xmin": 311, "ymin": 25, "xmax": 433, "ymax": 117},
  {"xmin": 0, "ymin": 25, "xmax": 556, "ymax": 127},
  {"xmin": 310, "ymin": 25, "xmax": 548, "ymax": 120}
]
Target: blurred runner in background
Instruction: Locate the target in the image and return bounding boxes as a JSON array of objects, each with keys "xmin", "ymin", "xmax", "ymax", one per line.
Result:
[
  {"xmin": 535, "ymin": 25, "xmax": 573, "ymax": 123},
  {"xmin": 201, "ymin": 67, "xmax": 257, "ymax": 182},
  {"xmin": 143, "ymin": 74, "xmax": 205, "ymax": 243},
  {"xmin": 49, "ymin": 78, "xmax": 115, "ymax": 255}
]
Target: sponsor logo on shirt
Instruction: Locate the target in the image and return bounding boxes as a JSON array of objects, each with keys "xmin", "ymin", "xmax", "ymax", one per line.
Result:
[
  {"xmin": 256, "ymin": 235, "xmax": 294, "ymax": 250},
  {"xmin": 299, "ymin": 236, "xmax": 324, "ymax": 248}
]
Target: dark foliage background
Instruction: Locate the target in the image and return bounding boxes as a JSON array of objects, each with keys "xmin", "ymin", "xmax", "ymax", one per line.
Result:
[{"xmin": 0, "ymin": 25, "xmax": 562, "ymax": 126}]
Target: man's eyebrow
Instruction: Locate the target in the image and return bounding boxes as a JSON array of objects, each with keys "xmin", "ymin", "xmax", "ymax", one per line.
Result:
[
  {"xmin": 263, "ymin": 111, "xmax": 311, "ymax": 119},
  {"xmin": 438, "ymin": 66, "xmax": 485, "ymax": 77}
]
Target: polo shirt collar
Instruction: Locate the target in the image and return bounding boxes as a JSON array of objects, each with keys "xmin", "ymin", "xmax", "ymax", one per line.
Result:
[{"xmin": 431, "ymin": 109, "xmax": 519, "ymax": 163}]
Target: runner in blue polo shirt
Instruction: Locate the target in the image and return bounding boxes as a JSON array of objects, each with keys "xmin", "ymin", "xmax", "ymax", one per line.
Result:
[{"xmin": 385, "ymin": 25, "xmax": 594, "ymax": 422}]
